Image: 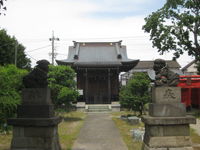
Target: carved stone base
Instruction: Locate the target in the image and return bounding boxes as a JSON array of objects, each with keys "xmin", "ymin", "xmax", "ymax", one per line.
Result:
[
  {"xmin": 141, "ymin": 115, "xmax": 196, "ymax": 150},
  {"xmin": 8, "ymin": 116, "xmax": 62, "ymax": 150},
  {"xmin": 142, "ymin": 142, "xmax": 193, "ymax": 150},
  {"xmin": 10, "ymin": 125, "xmax": 61, "ymax": 150}
]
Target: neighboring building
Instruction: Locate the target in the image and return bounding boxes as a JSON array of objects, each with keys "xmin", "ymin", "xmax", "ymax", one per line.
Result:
[
  {"xmin": 181, "ymin": 59, "xmax": 198, "ymax": 75},
  {"xmin": 120, "ymin": 60, "xmax": 183, "ymax": 85},
  {"xmin": 56, "ymin": 41, "xmax": 139, "ymax": 107}
]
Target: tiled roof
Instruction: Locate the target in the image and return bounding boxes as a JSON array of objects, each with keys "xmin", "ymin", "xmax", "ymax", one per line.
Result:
[
  {"xmin": 56, "ymin": 41, "xmax": 139, "ymax": 72},
  {"xmin": 134, "ymin": 60, "xmax": 181, "ymax": 69}
]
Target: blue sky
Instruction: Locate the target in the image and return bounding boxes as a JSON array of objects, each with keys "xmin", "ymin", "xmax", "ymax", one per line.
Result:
[
  {"xmin": 84, "ymin": 0, "xmax": 165, "ymax": 19},
  {"xmin": 0, "ymin": 0, "xmax": 194, "ymax": 67}
]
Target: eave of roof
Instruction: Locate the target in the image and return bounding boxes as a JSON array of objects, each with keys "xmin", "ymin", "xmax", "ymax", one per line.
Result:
[{"xmin": 181, "ymin": 59, "xmax": 196, "ymax": 71}]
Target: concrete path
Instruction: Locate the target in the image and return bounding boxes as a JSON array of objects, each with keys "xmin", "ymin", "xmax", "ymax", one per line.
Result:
[
  {"xmin": 190, "ymin": 118, "xmax": 200, "ymax": 136},
  {"xmin": 71, "ymin": 114, "xmax": 128, "ymax": 150}
]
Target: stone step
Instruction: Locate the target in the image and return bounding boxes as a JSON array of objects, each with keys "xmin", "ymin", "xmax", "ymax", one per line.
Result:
[
  {"xmin": 86, "ymin": 105, "xmax": 111, "ymax": 113},
  {"xmin": 88, "ymin": 109, "xmax": 110, "ymax": 112},
  {"xmin": 88, "ymin": 108, "xmax": 109, "ymax": 110},
  {"xmin": 88, "ymin": 105, "xmax": 110, "ymax": 109},
  {"xmin": 85, "ymin": 111, "xmax": 110, "ymax": 114}
]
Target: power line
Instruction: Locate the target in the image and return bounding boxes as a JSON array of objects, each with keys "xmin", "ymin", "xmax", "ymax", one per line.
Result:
[
  {"xmin": 25, "ymin": 52, "xmax": 38, "ymax": 61},
  {"xmin": 26, "ymin": 45, "xmax": 51, "ymax": 52},
  {"xmin": 57, "ymin": 53, "xmax": 67, "ymax": 56}
]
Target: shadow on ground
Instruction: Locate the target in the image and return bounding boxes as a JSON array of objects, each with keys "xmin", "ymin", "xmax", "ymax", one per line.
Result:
[{"xmin": 63, "ymin": 117, "xmax": 83, "ymax": 122}]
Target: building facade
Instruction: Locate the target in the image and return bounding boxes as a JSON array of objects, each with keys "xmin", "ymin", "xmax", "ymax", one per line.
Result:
[
  {"xmin": 181, "ymin": 59, "xmax": 198, "ymax": 75},
  {"xmin": 56, "ymin": 41, "xmax": 139, "ymax": 106}
]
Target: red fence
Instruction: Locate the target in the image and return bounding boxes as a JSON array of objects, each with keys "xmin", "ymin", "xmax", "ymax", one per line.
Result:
[{"xmin": 177, "ymin": 75, "xmax": 200, "ymax": 110}]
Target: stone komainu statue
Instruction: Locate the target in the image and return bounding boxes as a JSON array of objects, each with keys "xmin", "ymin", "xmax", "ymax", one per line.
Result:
[
  {"xmin": 153, "ymin": 59, "xmax": 179, "ymax": 87},
  {"xmin": 23, "ymin": 60, "xmax": 50, "ymax": 88}
]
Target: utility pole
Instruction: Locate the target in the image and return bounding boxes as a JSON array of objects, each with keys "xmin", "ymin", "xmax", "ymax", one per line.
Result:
[
  {"xmin": 15, "ymin": 40, "xmax": 18, "ymax": 66},
  {"xmin": 49, "ymin": 31, "xmax": 59, "ymax": 65}
]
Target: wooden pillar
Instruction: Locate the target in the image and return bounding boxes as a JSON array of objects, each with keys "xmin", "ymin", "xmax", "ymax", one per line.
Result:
[
  {"xmin": 108, "ymin": 69, "xmax": 111, "ymax": 103},
  {"xmin": 85, "ymin": 69, "xmax": 88, "ymax": 103}
]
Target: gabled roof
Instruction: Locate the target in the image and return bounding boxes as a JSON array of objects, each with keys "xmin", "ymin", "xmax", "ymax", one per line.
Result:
[
  {"xmin": 181, "ymin": 59, "xmax": 196, "ymax": 71},
  {"xmin": 56, "ymin": 41, "xmax": 139, "ymax": 72},
  {"xmin": 134, "ymin": 60, "xmax": 181, "ymax": 69}
]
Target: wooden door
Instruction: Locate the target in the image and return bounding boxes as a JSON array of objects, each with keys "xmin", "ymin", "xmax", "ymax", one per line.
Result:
[{"xmin": 88, "ymin": 77, "xmax": 108, "ymax": 104}]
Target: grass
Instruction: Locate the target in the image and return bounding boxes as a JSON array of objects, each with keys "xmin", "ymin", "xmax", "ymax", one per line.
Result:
[
  {"xmin": 111, "ymin": 111, "xmax": 144, "ymax": 150},
  {"xmin": 0, "ymin": 133, "xmax": 12, "ymax": 150},
  {"xmin": 190, "ymin": 128, "xmax": 200, "ymax": 150},
  {"xmin": 58, "ymin": 111, "xmax": 86, "ymax": 149},
  {"xmin": 111, "ymin": 111, "xmax": 200, "ymax": 150},
  {"xmin": 193, "ymin": 112, "xmax": 200, "ymax": 120}
]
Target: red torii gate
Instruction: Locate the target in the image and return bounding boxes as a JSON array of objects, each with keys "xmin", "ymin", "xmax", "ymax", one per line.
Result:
[{"xmin": 177, "ymin": 75, "xmax": 200, "ymax": 110}]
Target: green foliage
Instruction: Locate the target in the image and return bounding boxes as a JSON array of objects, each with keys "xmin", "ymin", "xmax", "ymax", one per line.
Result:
[
  {"xmin": 0, "ymin": 123, "xmax": 12, "ymax": 135},
  {"xmin": 119, "ymin": 72, "xmax": 151, "ymax": 114},
  {"xmin": 142, "ymin": 0, "xmax": 200, "ymax": 60},
  {"xmin": 0, "ymin": 0, "xmax": 6, "ymax": 16},
  {"xmin": 0, "ymin": 29, "xmax": 31, "ymax": 70},
  {"xmin": 0, "ymin": 64, "xmax": 28, "ymax": 125},
  {"xmin": 48, "ymin": 65, "xmax": 79, "ymax": 110}
]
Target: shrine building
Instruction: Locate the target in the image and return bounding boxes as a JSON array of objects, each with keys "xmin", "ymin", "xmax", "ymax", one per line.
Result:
[{"xmin": 56, "ymin": 41, "xmax": 139, "ymax": 111}]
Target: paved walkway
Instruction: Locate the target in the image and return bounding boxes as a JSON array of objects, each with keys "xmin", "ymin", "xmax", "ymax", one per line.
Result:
[{"xmin": 71, "ymin": 114, "xmax": 128, "ymax": 150}]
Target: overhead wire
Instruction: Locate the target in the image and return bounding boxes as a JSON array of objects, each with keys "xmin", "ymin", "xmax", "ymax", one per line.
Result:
[{"xmin": 25, "ymin": 45, "xmax": 51, "ymax": 52}]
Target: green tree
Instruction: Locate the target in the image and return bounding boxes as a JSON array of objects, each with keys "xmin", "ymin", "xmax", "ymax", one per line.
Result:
[
  {"xmin": 195, "ymin": 61, "xmax": 200, "ymax": 75},
  {"xmin": 119, "ymin": 72, "xmax": 151, "ymax": 115},
  {"xmin": 48, "ymin": 65, "xmax": 79, "ymax": 110},
  {"xmin": 0, "ymin": 29, "xmax": 31, "ymax": 70},
  {"xmin": 142, "ymin": 0, "xmax": 200, "ymax": 60},
  {"xmin": 0, "ymin": 64, "xmax": 28, "ymax": 125}
]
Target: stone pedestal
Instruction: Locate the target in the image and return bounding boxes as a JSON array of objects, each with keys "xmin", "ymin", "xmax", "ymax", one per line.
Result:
[
  {"xmin": 142, "ymin": 87, "xmax": 196, "ymax": 150},
  {"xmin": 7, "ymin": 88, "xmax": 62, "ymax": 150}
]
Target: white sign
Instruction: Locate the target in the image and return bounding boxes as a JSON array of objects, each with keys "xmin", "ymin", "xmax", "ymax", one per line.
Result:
[{"xmin": 78, "ymin": 89, "xmax": 83, "ymax": 95}]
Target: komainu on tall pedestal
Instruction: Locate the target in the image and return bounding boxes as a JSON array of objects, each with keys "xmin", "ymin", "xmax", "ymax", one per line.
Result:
[
  {"xmin": 7, "ymin": 60, "xmax": 62, "ymax": 150},
  {"xmin": 142, "ymin": 59, "xmax": 196, "ymax": 150}
]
